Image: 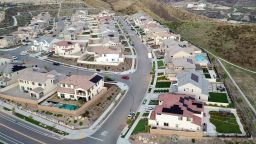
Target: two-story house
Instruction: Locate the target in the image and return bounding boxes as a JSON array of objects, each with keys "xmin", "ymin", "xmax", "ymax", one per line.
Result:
[
  {"xmin": 52, "ymin": 41, "xmax": 84, "ymax": 58},
  {"xmin": 18, "ymin": 69, "xmax": 65, "ymax": 99},
  {"xmin": 170, "ymin": 71, "xmax": 209, "ymax": 101},
  {"xmin": 57, "ymin": 74, "xmax": 104, "ymax": 101},
  {"xmin": 149, "ymin": 93, "xmax": 203, "ymax": 132}
]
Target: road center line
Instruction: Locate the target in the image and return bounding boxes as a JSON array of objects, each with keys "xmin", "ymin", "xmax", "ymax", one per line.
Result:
[{"xmin": 0, "ymin": 123, "xmax": 46, "ymax": 144}]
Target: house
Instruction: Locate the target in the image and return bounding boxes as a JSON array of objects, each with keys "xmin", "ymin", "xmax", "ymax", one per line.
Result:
[
  {"xmin": 0, "ymin": 64, "xmax": 27, "ymax": 88},
  {"xmin": 71, "ymin": 10, "xmax": 89, "ymax": 22},
  {"xmin": 57, "ymin": 74, "xmax": 104, "ymax": 101},
  {"xmin": 79, "ymin": 44, "xmax": 124, "ymax": 66},
  {"xmin": 148, "ymin": 93, "xmax": 203, "ymax": 132},
  {"xmin": 96, "ymin": 10, "xmax": 114, "ymax": 22},
  {"xmin": 165, "ymin": 57, "xmax": 196, "ymax": 81},
  {"xmin": 18, "ymin": 68, "xmax": 65, "ymax": 99},
  {"xmin": 164, "ymin": 40, "xmax": 196, "ymax": 59},
  {"xmin": 0, "ymin": 36, "xmax": 18, "ymax": 48},
  {"xmin": 52, "ymin": 41, "xmax": 84, "ymax": 58},
  {"xmin": 131, "ymin": 13, "xmax": 153, "ymax": 27},
  {"xmin": 0, "ymin": 54, "xmax": 13, "ymax": 65},
  {"xmin": 170, "ymin": 71, "xmax": 209, "ymax": 101}
]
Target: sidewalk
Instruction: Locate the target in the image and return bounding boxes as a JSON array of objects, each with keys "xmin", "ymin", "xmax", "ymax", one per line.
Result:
[{"xmin": 0, "ymin": 82, "xmax": 129, "ymax": 140}]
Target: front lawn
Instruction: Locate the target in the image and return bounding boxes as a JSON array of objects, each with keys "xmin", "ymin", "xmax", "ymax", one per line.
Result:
[
  {"xmin": 149, "ymin": 100, "xmax": 159, "ymax": 105},
  {"xmin": 209, "ymin": 111, "xmax": 241, "ymax": 134},
  {"xmin": 208, "ymin": 92, "xmax": 229, "ymax": 103},
  {"xmin": 157, "ymin": 60, "xmax": 165, "ymax": 69},
  {"xmin": 132, "ymin": 118, "xmax": 149, "ymax": 135},
  {"xmin": 155, "ymin": 82, "xmax": 172, "ymax": 88}
]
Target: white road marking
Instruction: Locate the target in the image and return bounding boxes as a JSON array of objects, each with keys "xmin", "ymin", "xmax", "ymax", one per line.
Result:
[
  {"xmin": 100, "ymin": 130, "xmax": 108, "ymax": 136},
  {"xmin": 88, "ymin": 136, "xmax": 103, "ymax": 142},
  {"xmin": 0, "ymin": 132, "xmax": 24, "ymax": 144},
  {"xmin": 0, "ymin": 113, "xmax": 62, "ymax": 140},
  {"xmin": 0, "ymin": 124, "xmax": 46, "ymax": 144}
]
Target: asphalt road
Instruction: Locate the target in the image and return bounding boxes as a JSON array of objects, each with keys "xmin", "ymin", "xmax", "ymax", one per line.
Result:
[{"xmin": 0, "ymin": 16, "xmax": 151, "ymax": 144}]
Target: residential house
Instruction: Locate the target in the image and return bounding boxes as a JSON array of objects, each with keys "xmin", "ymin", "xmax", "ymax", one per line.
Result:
[
  {"xmin": 170, "ymin": 71, "xmax": 209, "ymax": 101},
  {"xmin": 165, "ymin": 57, "xmax": 196, "ymax": 81},
  {"xmin": 0, "ymin": 64, "xmax": 27, "ymax": 88},
  {"xmin": 79, "ymin": 44, "xmax": 124, "ymax": 66},
  {"xmin": 57, "ymin": 74, "xmax": 104, "ymax": 101},
  {"xmin": 148, "ymin": 93, "xmax": 203, "ymax": 132},
  {"xmin": 52, "ymin": 41, "xmax": 84, "ymax": 58},
  {"xmin": 71, "ymin": 10, "xmax": 89, "ymax": 22},
  {"xmin": 18, "ymin": 68, "xmax": 65, "ymax": 99},
  {"xmin": 164, "ymin": 40, "xmax": 196, "ymax": 59}
]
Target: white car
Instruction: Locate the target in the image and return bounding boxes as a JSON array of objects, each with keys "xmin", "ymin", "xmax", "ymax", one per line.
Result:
[
  {"xmin": 20, "ymin": 51, "xmax": 28, "ymax": 56},
  {"xmin": 147, "ymin": 107, "xmax": 154, "ymax": 111},
  {"xmin": 12, "ymin": 56, "xmax": 18, "ymax": 60}
]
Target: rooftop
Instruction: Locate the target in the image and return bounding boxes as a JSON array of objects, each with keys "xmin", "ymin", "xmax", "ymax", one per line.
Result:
[{"xmin": 151, "ymin": 93, "xmax": 203, "ymax": 126}]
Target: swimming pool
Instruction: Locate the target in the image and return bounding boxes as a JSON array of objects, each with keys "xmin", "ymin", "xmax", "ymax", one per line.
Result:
[
  {"xmin": 54, "ymin": 103, "xmax": 78, "ymax": 110},
  {"xmin": 195, "ymin": 54, "xmax": 205, "ymax": 62}
]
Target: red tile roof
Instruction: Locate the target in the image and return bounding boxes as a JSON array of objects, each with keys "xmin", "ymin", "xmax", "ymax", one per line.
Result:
[{"xmin": 152, "ymin": 93, "xmax": 203, "ymax": 126}]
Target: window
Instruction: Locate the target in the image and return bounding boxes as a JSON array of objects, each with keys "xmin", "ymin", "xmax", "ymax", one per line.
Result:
[
  {"xmin": 178, "ymin": 116, "xmax": 183, "ymax": 120},
  {"xmin": 187, "ymin": 117, "xmax": 191, "ymax": 121},
  {"xmin": 164, "ymin": 122, "xmax": 169, "ymax": 126},
  {"xmin": 32, "ymin": 82, "xmax": 35, "ymax": 85},
  {"xmin": 62, "ymin": 84, "xmax": 65, "ymax": 87},
  {"xmin": 176, "ymin": 124, "xmax": 179, "ymax": 128},
  {"xmin": 60, "ymin": 94, "xmax": 65, "ymax": 98},
  {"xmin": 191, "ymin": 89, "xmax": 194, "ymax": 92},
  {"xmin": 38, "ymin": 83, "xmax": 42, "ymax": 86},
  {"xmin": 70, "ymin": 95, "xmax": 74, "ymax": 98}
]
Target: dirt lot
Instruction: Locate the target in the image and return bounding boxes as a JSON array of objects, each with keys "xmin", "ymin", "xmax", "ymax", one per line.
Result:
[
  {"xmin": 49, "ymin": 56, "xmax": 133, "ymax": 72},
  {"xmin": 81, "ymin": 84, "xmax": 121, "ymax": 126},
  {"xmin": 130, "ymin": 133, "xmax": 256, "ymax": 144}
]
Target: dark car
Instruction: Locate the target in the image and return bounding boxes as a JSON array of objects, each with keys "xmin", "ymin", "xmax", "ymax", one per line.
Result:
[
  {"xmin": 121, "ymin": 75, "xmax": 129, "ymax": 80},
  {"xmin": 53, "ymin": 62, "xmax": 60, "ymax": 66},
  {"xmin": 217, "ymin": 86, "xmax": 225, "ymax": 92}
]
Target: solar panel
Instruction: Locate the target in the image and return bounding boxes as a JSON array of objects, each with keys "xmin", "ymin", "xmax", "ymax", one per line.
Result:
[
  {"xmin": 162, "ymin": 105, "xmax": 183, "ymax": 115},
  {"xmin": 191, "ymin": 73, "xmax": 199, "ymax": 82},
  {"xmin": 90, "ymin": 75, "xmax": 103, "ymax": 83}
]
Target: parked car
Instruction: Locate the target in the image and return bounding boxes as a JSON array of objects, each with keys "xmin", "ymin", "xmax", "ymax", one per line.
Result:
[
  {"xmin": 12, "ymin": 56, "xmax": 18, "ymax": 60},
  {"xmin": 53, "ymin": 62, "xmax": 60, "ymax": 66},
  {"xmin": 147, "ymin": 107, "xmax": 154, "ymax": 111},
  {"xmin": 20, "ymin": 51, "xmax": 28, "ymax": 56},
  {"xmin": 121, "ymin": 75, "xmax": 129, "ymax": 80},
  {"xmin": 217, "ymin": 86, "xmax": 225, "ymax": 92}
]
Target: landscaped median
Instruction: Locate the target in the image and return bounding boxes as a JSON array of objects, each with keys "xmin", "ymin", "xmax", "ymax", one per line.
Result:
[
  {"xmin": 121, "ymin": 112, "xmax": 140, "ymax": 138},
  {"xmin": 13, "ymin": 112, "xmax": 69, "ymax": 136}
]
